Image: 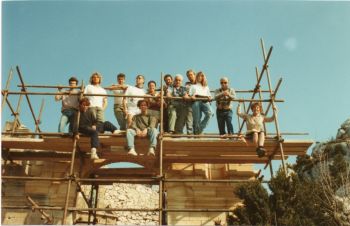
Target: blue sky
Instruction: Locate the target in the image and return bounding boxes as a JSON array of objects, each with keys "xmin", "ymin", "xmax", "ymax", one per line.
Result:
[{"xmin": 2, "ymin": 1, "xmax": 350, "ymax": 173}]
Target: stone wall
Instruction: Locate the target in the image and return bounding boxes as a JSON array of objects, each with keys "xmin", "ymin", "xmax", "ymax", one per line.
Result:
[{"xmin": 2, "ymin": 160, "xmax": 78, "ymax": 225}]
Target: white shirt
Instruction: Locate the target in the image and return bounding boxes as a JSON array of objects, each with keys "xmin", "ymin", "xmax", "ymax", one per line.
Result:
[
  {"xmin": 189, "ymin": 84, "xmax": 211, "ymax": 97},
  {"xmin": 112, "ymin": 84, "xmax": 129, "ymax": 105},
  {"xmin": 125, "ymin": 86, "xmax": 145, "ymax": 108},
  {"xmin": 84, "ymin": 84, "xmax": 107, "ymax": 108}
]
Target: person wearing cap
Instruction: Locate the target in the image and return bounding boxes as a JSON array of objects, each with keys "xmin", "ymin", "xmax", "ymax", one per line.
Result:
[
  {"xmin": 106, "ymin": 73, "xmax": 129, "ymax": 130},
  {"xmin": 84, "ymin": 72, "xmax": 107, "ymax": 123},
  {"xmin": 214, "ymin": 77, "xmax": 236, "ymax": 136},
  {"xmin": 55, "ymin": 76, "xmax": 80, "ymax": 132},
  {"xmin": 237, "ymin": 101, "xmax": 276, "ymax": 157}
]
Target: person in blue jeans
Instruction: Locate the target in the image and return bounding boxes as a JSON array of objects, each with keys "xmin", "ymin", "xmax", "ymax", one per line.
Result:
[
  {"xmin": 214, "ymin": 77, "xmax": 236, "ymax": 137},
  {"xmin": 55, "ymin": 76, "xmax": 79, "ymax": 133},
  {"xmin": 189, "ymin": 71, "xmax": 213, "ymax": 135},
  {"xmin": 72, "ymin": 98, "xmax": 119, "ymax": 160},
  {"xmin": 126, "ymin": 100, "xmax": 158, "ymax": 156}
]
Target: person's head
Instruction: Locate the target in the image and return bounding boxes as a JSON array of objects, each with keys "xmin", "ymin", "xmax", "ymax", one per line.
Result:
[
  {"xmin": 186, "ymin": 69, "xmax": 196, "ymax": 83},
  {"xmin": 174, "ymin": 74, "xmax": 183, "ymax": 87},
  {"xmin": 136, "ymin": 74, "xmax": 145, "ymax": 87},
  {"xmin": 220, "ymin": 77, "xmax": 229, "ymax": 90},
  {"xmin": 148, "ymin": 80, "xmax": 157, "ymax": 93},
  {"xmin": 163, "ymin": 74, "xmax": 173, "ymax": 86},
  {"xmin": 117, "ymin": 73, "xmax": 126, "ymax": 85},
  {"xmin": 68, "ymin": 77, "xmax": 78, "ymax": 87},
  {"xmin": 89, "ymin": 72, "xmax": 102, "ymax": 85},
  {"xmin": 137, "ymin": 99, "xmax": 149, "ymax": 113},
  {"xmin": 79, "ymin": 97, "xmax": 91, "ymax": 112},
  {"xmin": 196, "ymin": 71, "xmax": 208, "ymax": 86},
  {"xmin": 251, "ymin": 102, "xmax": 261, "ymax": 115}
]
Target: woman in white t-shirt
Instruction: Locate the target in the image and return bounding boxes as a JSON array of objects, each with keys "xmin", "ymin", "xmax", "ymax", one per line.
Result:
[
  {"xmin": 189, "ymin": 71, "xmax": 213, "ymax": 135},
  {"xmin": 84, "ymin": 72, "xmax": 107, "ymax": 123}
]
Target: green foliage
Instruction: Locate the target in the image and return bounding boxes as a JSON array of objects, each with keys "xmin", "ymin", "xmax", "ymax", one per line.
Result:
[{"xmin": 230, "ymin": 145, "xmax": 349, "ymax": 226}]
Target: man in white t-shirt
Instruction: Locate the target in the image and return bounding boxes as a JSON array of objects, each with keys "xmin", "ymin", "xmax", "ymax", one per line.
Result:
[
  {"xmin": 84, "ymin": 72, "xmax": 107, "ymax": 123},
  {"xmin": 123, "ymin": 74, "xmax": 146, "ymax": 128},
  {"xmin": 106, "ymin": 73, "xmax": 128, "ymax": 130}
]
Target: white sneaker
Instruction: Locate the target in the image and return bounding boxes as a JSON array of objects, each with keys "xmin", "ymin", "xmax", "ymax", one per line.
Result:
[
  {"xmin": 113, "ymin": 130, "xmax": 122, "ymax": 134},
  {"xmin": 147, "ymin": 147, "xmax": 155, "ymax": 156},
  {"xmin": 127, "ymin": 148, "xmax": 138, "ymax": 156},
  {"xmin": 90, "ymin": 148, "xmax": 99, "ymax": 160}
]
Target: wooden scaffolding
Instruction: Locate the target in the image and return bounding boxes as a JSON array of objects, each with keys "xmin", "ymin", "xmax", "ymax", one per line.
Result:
[{"xmin": 1, "ymin": 39, "xmax": 313, "ymax": 225}]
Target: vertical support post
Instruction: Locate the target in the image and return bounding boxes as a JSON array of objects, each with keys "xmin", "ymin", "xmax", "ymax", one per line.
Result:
[
  {"xmin": 16, "ymin": 66, "xmax": 42, "ymax": 132},
  {"xmin": 88, "ymin": 184, "xmax": 94, "ymax": 225},
  {"xmin": 1, "ymin": 68, "xmax": 13, "ymax": 112},
  {"xmin": 93, "ymin": 184, "xmax": 99, "ymax": 225},
  {"xmin": 36, "ymin": 99, "xmax": 45, "ymax": 134},
  {"xmin": 158, "ymin": 72, "xmax": 164, "ymax": 225},
  {"xmin": 260, "ymin": 39, "xmax": 287, "ymax": 173},
  {"xmin": 269, "ymin": 161, "xmax": 274, "ymax": 177},
  {"xmin": 255, "ymin": 67, "xmax": 267, "ymax": 133},
  {"xmin": 62, "ymin": 82, "xmax": 84, "ymax": 224}
]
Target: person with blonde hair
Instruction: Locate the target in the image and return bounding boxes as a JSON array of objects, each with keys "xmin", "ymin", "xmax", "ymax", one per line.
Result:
[
  {"xmin": 189, "ymin": 71, "xmax": 213, "ymax": 135},
  {"xmin": 237, "ymin": 101, "xmax": 276, "ymax": 157},
  {"xmin": 84, "ymin": 72, "xmax": 107, "ymax": 123}
]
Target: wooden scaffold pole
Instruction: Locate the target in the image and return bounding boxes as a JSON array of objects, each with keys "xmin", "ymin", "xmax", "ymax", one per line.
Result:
[
  {"xmin": 260, "ymin": 38, "xmax": 287, "ymax": 173},
  {"xmin": 158, "ymin": 72, "xmax": 164, "ymax": 225},
  {"xmin": 1, "ymin": 68, "xmax": 13, "ymax": 111},
  {"xmin": 62, "ymin": 81, "xmax": 85, "ymax": 224}
]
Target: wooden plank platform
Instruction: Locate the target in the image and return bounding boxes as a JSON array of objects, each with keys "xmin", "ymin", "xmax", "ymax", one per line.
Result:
[{"xmin": 1, "ymin": 136, "xmax": 313, "ymax": 164}]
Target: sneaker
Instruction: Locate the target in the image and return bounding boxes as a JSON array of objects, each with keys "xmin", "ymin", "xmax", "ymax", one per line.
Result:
[
  {"xmin": 256, "ymin": 147, "xmax": 266, "ymax": 158},
  {"xmin": 147, "ymin": 147, "xmax": 155, "ymax": 156},
  {"xmin": 90, "ymin": 148, "xmax": 99, "ymax": 160},
  {"xmin": 113, "ymin": 130, "xmax": 122, "ymax": 134},
  {"xmin": 127, "ymin": 148, "xmax": 138, "ymax": 156}
]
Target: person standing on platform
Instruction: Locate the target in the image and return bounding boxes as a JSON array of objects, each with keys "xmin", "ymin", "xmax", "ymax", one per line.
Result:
[
  {"xmin": 167, "ymin": 74, "xmax": 188, "ymax": 134},
  {"xmin": 72, "ymin": 98, "xmax": 119, "ymax": 160},
  {"xmin": 84, "ymin": 72, "xmax": 107, "ymax": 123},
  {"xmin": 162, "ymin": 74, "xmax": 173, "ymax": 132},
  {"xmin": 55, "ymin": 76, "xmax": 80, "ymax": 133},
  {"xmin": 236, "ymin": 101, "xmax": 276, "ymax": 157},
  {"xmin": 126, "ymin": 100, "xmax": 158, "ymax": 156},
  {"xmin": 123, "ymin": 74, "xmax": 146, "ymax": 128},
  {"xmin": 184, "ymin": 69, "xmax": 196, "ymax": 135},
  {"xmin": 146, "ymin": 80, "xmax": 161, "ymax": 124},
  {"xmin": 106, "ymin": 73, "xmax": 128, "ymax": 130},
  {"xmin": 214, "ymin": 77, "xmax": 236, "ymax": 137},
  {"xmin": 189, "ymin": 71, "xmax": 213, "ymax": 135}
]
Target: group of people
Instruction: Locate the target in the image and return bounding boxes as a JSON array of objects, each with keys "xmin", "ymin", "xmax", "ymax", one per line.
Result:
[{"xmin": 55, "ymin": 70, "xmax": 276, "ymax": 159}]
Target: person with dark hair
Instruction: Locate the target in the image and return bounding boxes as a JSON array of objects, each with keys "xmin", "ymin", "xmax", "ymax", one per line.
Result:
[
  {"xmin": 214, "ymin": 77, "xmax": 236, "ymax": 136},
  {"xmin": 146, "ymin": 80, "xmax": 161, "ymax": 123},
  {"xmin": 84, "ymin": 72, "xmax": 107, "ymax": 123},
  {"xmin": 237, "ymin": 101, "xmax": 276, "ymax": 157},
  {"xmin": 126, "ymin": 99, "xmax": 158, "ymax": 156},
  {"xmin": 123, "ymin": 74, "xmax": 146, "ymax": 128},
  {"xmin": 184, "ymin": 69, "xmax": 196, "ymax": 134},
  {"xmin": 162, "ymin": 74, "xmax": 173, "ymax": 132},
  {"xmin": 106, "ymin": 73, "xmax": 129, "ymax": 130},
  {"xmin": 55, "ymin": 76, "xmax": 79, "ymax": 132},
  {"xmin": 72, "ymin": 98, "xmax": 119, "ymax": 160}
]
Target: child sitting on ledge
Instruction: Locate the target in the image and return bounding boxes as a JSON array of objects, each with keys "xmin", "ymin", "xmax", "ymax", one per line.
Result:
[{"xmin": 237, "ymin": 101, "xmax": 276, "ymax": 157}]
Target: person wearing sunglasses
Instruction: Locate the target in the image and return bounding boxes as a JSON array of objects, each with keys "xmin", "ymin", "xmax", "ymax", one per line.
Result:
[{"xmin": 214, "ymin": 77, "xmax": 236, "ymax": 137}]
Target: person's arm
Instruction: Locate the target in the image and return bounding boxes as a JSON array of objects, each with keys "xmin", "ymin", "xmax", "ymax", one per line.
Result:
[
  {"xmin": 102, "ymin": 97, "xmax": 108, "ymax": 110},
  {"xmin": 55, "ymin": 88, "xmax": 63, "ymax": 101},
  {"xmin": 214, "ymin": 89, "xmax": 223, "ymax": 100},
  {"xmin": 229, "ymin": 88, "xmax": 236, "ymax": 100},
  {"xmin": 236, "ymin": 103, "xmax": 247, "ymax": 119},
  {"xmin": 264, "ymin": 106, "xmax": 277, "ymax": 122}
]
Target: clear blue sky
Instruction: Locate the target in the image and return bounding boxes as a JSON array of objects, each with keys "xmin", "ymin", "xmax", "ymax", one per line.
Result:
[{"xmin": 2, "ymin": 1, "xmax": 350, "ymax": 174}]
